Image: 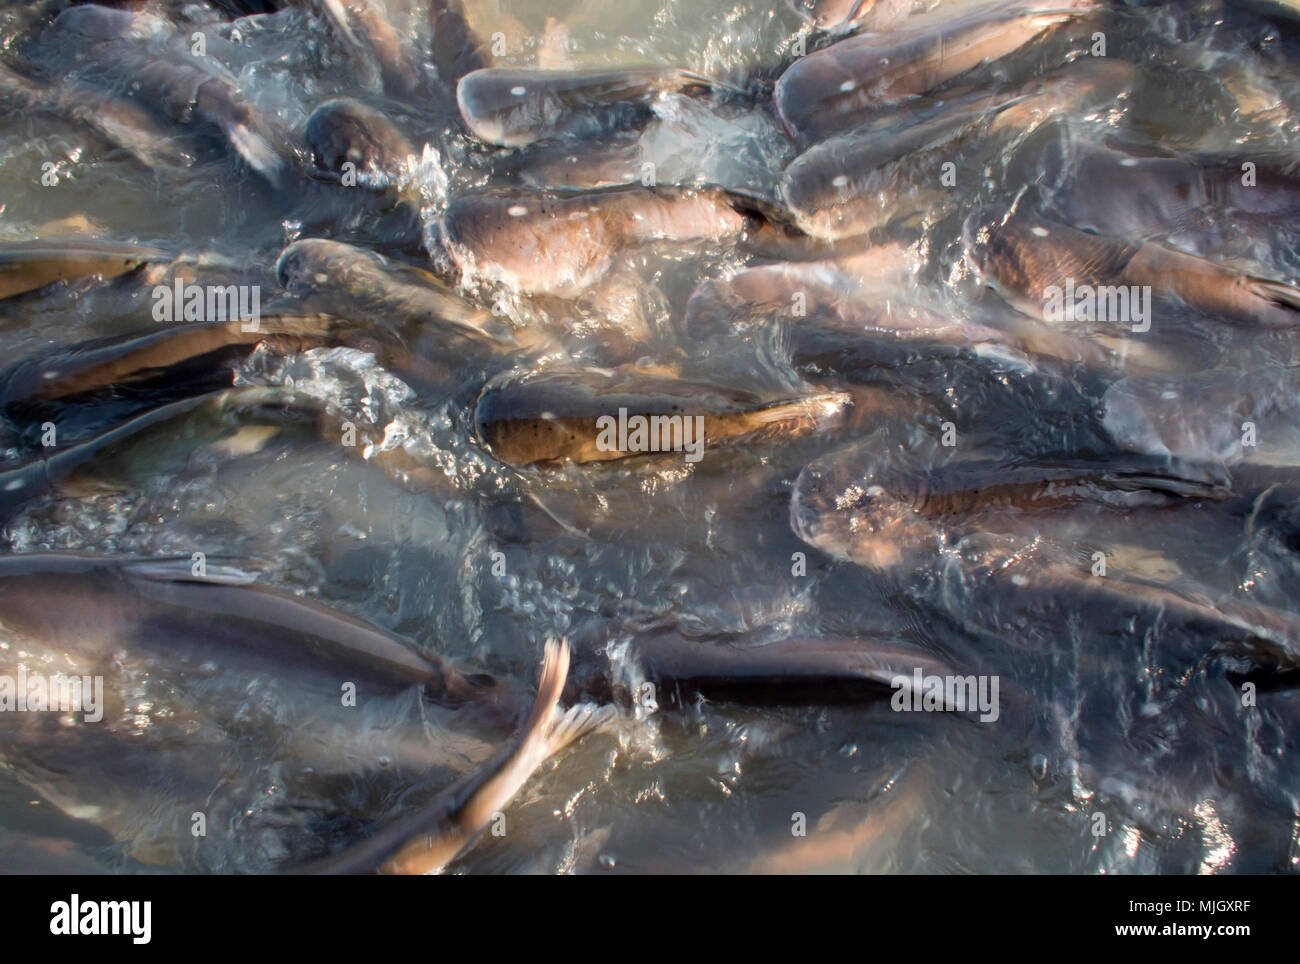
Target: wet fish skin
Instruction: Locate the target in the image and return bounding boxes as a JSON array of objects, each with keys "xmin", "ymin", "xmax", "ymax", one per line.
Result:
[
  {"xmin": 972, "ymin": 208, "xmax": 1300, "ymax": 328},
  {"xmin": 791, "ymin": 444, "xmax": 1233, "ymax": 569},
  {"xmin": 565, "ymin": 619, "xmax": 973, "ymax": 707},
  {"xmin": 1041, "ymin": 140, "xmax": 1300, "ymax": 252},
  {"xmin": 0, "ymin": 240, "xmax": 172, "ymax": 302},
  {"xmin": 0, "ymin": 62, "xmax": 192, "ymax": 171},
  {"xmin": 438, "ymin": 186, "xmax": 745, "ymax": 296},
  {"xmin": 474, "ymin": 365, "xmax": 850, "ymax": 467},
  {"xmin": 275, "ymin": 238, "xmax": 513, "ymax": 350},
  {"xmin": 781, "ymin": 59, "xmax": 1138, "ymax": 241},
  {"xmin": 0, "ymin": 314, "xmax": 344, "ymax": 424},
  {"xmin": 304, "ymin": 638, "xmax": 612, "ymax": 874},
  {"xmin": 0, "ymin": 551, "xmax": 510, "ymax": 705},
  {"xmin": 303, "ymin": 98, "xmax": 415, "ymax": 186},
  {"xmin": 456, "ymin": 66, "xmax": 728, "ymax": 148},
  {"xmin": 34, "ymin": 4, "xmax": 286, "ymax": 181},
  {"xmin": 773, "ymin": 0, "xmax": 1096, "ymax": 142}
]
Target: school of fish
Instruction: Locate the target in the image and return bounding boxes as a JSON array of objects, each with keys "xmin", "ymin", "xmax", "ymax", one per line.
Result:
[{"xmin": 0, "ymin": 0, "xmax": 1298, "ymax": 874}]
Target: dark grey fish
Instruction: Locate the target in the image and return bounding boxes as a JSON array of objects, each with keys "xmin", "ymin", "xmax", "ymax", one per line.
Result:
[
  {"xmin": 781, "ymin": 60, "xmax": 1138, "ymax": 241},
  {"xmin": 428, "ymin": 0, "xmax": 487, "ymax": 83},
  {"xmin": 1102, "ymin": 365, "xmax": 1300, "ymax": 464},
  {"xmin": 791, "ymin": 443, "xmax": 1231, "ymax": 569},
  {"xmin": 796, "ymin": 441, "xmax": 1300, "ymax": 660},
  {"xmin": 456, "ymin": 66, "xmax": 736, "ymax": 148},
  {"xmin": 0, "ymin": 313, "xmax": 344, "ymax": 423},
  {"xmin": 275, "ymin": 238, "xmax": 518, "ymax": 352},
  {"xmin": 303, "ymin": 98, "xmax": 416, "ymax": 187},
  {"xmin": 1042, "ymin": 138, "xmax": 1300, "ymax": 256},
  {"xmin": 0, "ymin": 62, "xmax": 192, "ymax": 170},
  {"xmin": 0, "ymin": 551, "xmax": 508, "ymax": 704},
  {"xmin": 33, "ymin": 5, "xmax": 286, "ymax": 181},
  {"xmin": 313, "ymin": 0, "xmax": 426, "ymax": 98},
  {"xmin": 474, "ymin": 365, "xmax": 849, "ymax": 467},
  {"xmin": 566, "ymin": 619, "xmax": 976, "ymax": 707},
  {"xmin": 773, "ymin": 0, "xmax": 1096, "ymax": 141}
]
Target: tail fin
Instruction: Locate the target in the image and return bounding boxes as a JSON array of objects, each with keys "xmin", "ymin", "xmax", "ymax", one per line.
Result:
[{"xmin": 1247, "ymin": 276, "xmax": 1300, "ymax": 313}]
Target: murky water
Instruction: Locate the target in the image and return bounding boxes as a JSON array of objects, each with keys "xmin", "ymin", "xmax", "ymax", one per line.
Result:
[{"xmin": 0, "ymin": 0, "xmax": 1298, "ymax": 873}]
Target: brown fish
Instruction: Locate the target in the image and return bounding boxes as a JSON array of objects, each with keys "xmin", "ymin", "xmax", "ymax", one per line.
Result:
[
  {"xmin": 0, "ymin": 240, "xmax": 171, "ymax": 301},
  {"xmin": 773, "ymin": 0, "xmax": 1096, "ymax": 141},
  {"xmin": 971, "ymin": 207, "xmax": 1300, "ymax": 329},
  {"xmin": 306, "ymin": 637, "xmax": 612, "ymax": 874},
  {"xmin": 474, "ymin": 365, "xmax": 850, "ymax": 467},
  {"xmin": 437, "ymin": 186, "xmax": 745, "ymax": 296}
]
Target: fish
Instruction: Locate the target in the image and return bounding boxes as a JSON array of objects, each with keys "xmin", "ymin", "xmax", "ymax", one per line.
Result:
[
  {"xmin": 275, "ymin": 238, "xmax": 518, "ymax": 352},
  {"xmin": 0, "ymin": 550, "xmax": 525, "ymax": 867},
  {"xmin": 791, "ymin": 441, "xmax": 1233, "ymax": 569},
  {"xmin": 303, "ymin": 98, "xmax": 417, "ymax": 187},
  {"xmin": 456, "ymin": 66, "xmax": 737, "ymax": 148},
  {"xmin": 682, "ymin": 250, "xmax": 1138, "ymax": 377},
  {"xmin": 0, "ymin": 239, "xmax": 171, "ymax": 302},
  {"xmin": 565, "ymin": 619, "xmax": 973, "ymax": 707},
  {"xmin": 781, "ymin": 59, "xmax": 1138, "ymax": 241},
  {"xmin": 314, "ymin": 0, "xmax": 426, "ymax": 98},
  {"xmin": 969, "ymin": 206, "xmax": 1300, "ymax": 329},
  {"xmin": 304, "ymin": 637, "xmax": 613, "ymax": 874},
  {"xmin": 0, "ymin": 313, "xmax": 343, "ymax": 423},
  {"xmin": 0, "ymin": 388, "xmax": 338, "ymax": 521},
  {"xmin": 33, "ymin": 5, "xmax": 286, "ymax": 181},
  {"xmin": 791, "ymin": 445, "xmax": 1300, "ymax": 666},
  {"xmin": 787, "ymin": 0, "xmax": 929, "ymax": 32},
  {"xmin": 436, "ymin": 186, "xmax": 746, "ymax": 296},
  {"xmin": 1041, "ymin": 138, "xmax": 1300, "ymax": 258},
  {"xmin": 0, "ymin": 62, "xmax": 193, "ymax": 171},
  {"xmin": 474, "ymin": 365, "xmax": 850, "ymax": 467},
  {"xmin": 0, "ymin": 551, "xmax": 509, "ymax": 705},
  {"xmin": 1101, "ymin": 365, "xmax": 1300, "ymax": 464},
  {"xmin": 773, "ymin": 0, "xmax": 1096, "ymax": 141}
]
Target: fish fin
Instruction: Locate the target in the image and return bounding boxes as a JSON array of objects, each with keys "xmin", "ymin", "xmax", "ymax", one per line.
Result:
[
  {"xmin": 1246, "ymin": 276, "xmax": 1300, "ymax": 313},
  {"xmin": 750, "ymin": 391, "xmax": 852, "ymax": 427},
  {"xmin": 519, "ymin": 636, "xmax": 570, "ymax": 740},
  {"xmin": 675, "ymin": 69, "xmax": 749, "ymax": 97},
  {"xmin": 544, "ymin": 701, "xmax": 616, "ymax": 759},
  {"xmin": 224, "ymin": 122, "xmax": 284, "ymax": 183}
]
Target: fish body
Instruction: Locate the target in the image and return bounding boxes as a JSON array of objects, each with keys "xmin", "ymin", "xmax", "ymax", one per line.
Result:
[
  {"xmin": 438, "ymin": 186, "xmax": 745, "ymax": 295},
  {"xmin": 457, "ymin": 66, "xmax": 730, "ymax": 147},
  {"xmin": 971, "ymin": 208, "xmax": 1300, "ymax": 329},
  {"xmin": 0, "ymin": 240, "xmax": 171, "ymax": 301},
  {"xmin": 34, "ymin": 4, "xmax": 286, "ymax": 180},
  {"xmin": 306, "ymin": 638, "xmax": 611, "ymax": 874},
  {"xmin": 774, "ymin": 0, "xmax": 1095, "ymax": 141},
  {"xmin": 474, "ymin": 366, "xmax": 850, "ymax": 466}
]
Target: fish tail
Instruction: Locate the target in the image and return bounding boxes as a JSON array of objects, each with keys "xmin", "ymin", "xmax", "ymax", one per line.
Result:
[
  {"xmin": 1246, "ymin": 276, "xmax": 1300, "ymax": 314},
  {"xmin": 545, "ymin": 700, "xmax": 617, "ymax": 758},
  {"xmin": 751, "ymin": 391, "xmax": 853, "ymax": 427}
]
